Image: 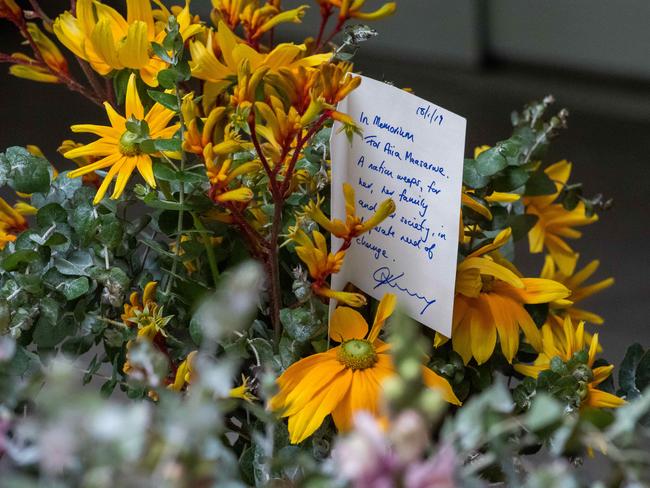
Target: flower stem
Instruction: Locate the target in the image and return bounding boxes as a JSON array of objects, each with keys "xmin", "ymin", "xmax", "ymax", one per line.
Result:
[
  {"xmin": 164, "ymin": 87, "xmax": 187, "ymax": 297},
  {"xmin": 191, "ymin": 212, "xmax": 220, "ymax": 287}
]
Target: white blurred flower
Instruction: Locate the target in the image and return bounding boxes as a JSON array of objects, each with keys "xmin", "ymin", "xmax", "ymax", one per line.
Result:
[
  {"xmin": 39, "ymin": 423, "xmax": 78, "ymax": 474},
  {"xmin": 389, "ymin": 410, "xmax": 430, "ymax": 464}
]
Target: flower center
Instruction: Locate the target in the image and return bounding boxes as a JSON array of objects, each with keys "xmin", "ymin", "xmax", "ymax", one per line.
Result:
[
  {"xmin": 481, "ymin": 275, "xmax": 495, "ymax": 293},
  {"xmin": 337, "ymin": 339, "xmax": 377, "ymax": 370},
  {"xmin": 119, "ymin": 130, "xmax": 142, "ymax": 156}
]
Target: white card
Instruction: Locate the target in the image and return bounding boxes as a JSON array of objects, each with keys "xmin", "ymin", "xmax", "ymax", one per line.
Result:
[{"xmin": 329, "ymin": 75, "xmax": 466, "ymax": 336}]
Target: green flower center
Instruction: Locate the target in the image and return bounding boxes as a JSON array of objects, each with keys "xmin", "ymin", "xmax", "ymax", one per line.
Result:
[
  {"xmin": 337, "ymin": 339, "xmax": 377, "ymax": 370},
  {"xmin": 119, "ymin": 130, "xmax": 142, "ymax": 156}
]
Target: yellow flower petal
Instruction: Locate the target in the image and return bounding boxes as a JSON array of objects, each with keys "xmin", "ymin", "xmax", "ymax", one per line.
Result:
[
  {"xmin": 330, "ymin": 307, "xmax": 369, "ymax": 342},
  {"xmin": 125, "ymin": 73, "xmax": 145, "ymax": 119},
  {"xmin": 367, "ymin": 293, "xmax": 396, "ymax": 342},
  {"xmin": 287, "ymin": 369, "xmax": 352, "ymax": 444},
  {"xmin": 118, "ymin": 21, "xmax": 150, "ymax": 69}
]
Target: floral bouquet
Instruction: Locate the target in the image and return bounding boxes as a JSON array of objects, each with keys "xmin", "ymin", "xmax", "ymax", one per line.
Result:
[{"xmin": 0, "ymin": 1, "xmax": 648, "ymax": 486}]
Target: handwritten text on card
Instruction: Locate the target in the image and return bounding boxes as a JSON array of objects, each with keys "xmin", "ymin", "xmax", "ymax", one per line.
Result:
[{"xmin": 330, "ymin": 75, "xmax": 466, "ymax": 336}]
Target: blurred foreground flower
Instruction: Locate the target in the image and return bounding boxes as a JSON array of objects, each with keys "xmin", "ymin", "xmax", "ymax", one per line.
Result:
[{"xmin": 332, "ymin": 411, "xmax": 457, "ymax": 488}]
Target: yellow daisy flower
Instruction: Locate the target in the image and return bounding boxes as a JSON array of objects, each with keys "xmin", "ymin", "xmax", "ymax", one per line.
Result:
[
  {"xmin": 515, "ymin": 316, "xmax": 625, "ymax": 409},
  {"xmin": 271, "ymin": 294, "xmax": 460, "ymax": 444},
  {"xmin": 524, "ymin": 160, "xmax": 598, "ymax": 275},
  {"xmin": 540, "ymin": 254, "xmax": 613, "ymax": 352},
  {"xmin": 435, "ymin": 228, "xmax": 571, "ymax": 365},
  {"xmin": 541, "ymin": 254, "xmax": 614, "ymax": 326},
  {"xmin": 64, "ymin": 73, "xmax": 179, "ymax": 204},
  {"xmin": 54, "ymin": 0, "xmax": 202, "ymax": 86}
]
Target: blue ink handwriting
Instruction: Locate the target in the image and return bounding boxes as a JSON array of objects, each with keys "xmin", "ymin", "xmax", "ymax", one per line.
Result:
[{"xmin": 372, "ymin": 266, "xmax": 436, "ymax": 314}]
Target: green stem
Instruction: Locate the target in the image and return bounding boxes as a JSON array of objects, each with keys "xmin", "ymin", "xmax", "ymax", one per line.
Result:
[
  {"xmin": 191, "ymin": 212, "xmax": 219, "ymax": 287},
  {"xmin": 164, "ymin": 86, "xmax": 187, "ymax": 296}
]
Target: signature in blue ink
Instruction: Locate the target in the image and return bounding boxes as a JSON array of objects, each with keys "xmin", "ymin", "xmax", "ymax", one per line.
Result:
[{"xmin": 372, "ymin": 266, "xmax": 436, "ymax": 315}]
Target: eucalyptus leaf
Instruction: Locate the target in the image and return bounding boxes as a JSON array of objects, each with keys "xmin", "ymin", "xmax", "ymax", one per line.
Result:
[
  {"xmin": 462, "ymin": 159, "xmax": 490, "ymax": 188},
  {"xmin": 475, "ymin": 147, "xmax": 508, "ymax": 176},
  {"xmin": 0, "ymin": 146, "xmax": 51, "ymax": 193},
  {"xmin": 53, "ymin": 251, "xmax": 94, "ymax": 276},
  {"xmin": 2, "ymin": 249, "xmax": 40, "ymax": 271}
]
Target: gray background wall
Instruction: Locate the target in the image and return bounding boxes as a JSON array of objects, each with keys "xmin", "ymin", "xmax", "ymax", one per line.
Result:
[{"xmin": 0, "ymin": 1, "xmax": 648, "ymax": 366}]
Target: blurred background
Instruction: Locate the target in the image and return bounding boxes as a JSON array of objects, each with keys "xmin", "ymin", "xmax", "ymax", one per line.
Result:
[{"xmin": 1, "ymin": 0, "xmax": 648, "ymax": 365}]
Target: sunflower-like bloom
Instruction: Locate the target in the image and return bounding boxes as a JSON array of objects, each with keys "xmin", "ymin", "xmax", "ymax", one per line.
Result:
[
  {"xmin": 64, "ymin": 73, "xmax": 179, "ymax": 204},
  {"xmin": 515, "ymin": 316, "xmax": 625, "ymax": 409},
  {"xmin": 435, "ymin": 228, "xmax": 571, "ymax": 365},
  {"xmin": 540, "ymin": 255, "xmax": 613, "ymax": 351},
  {"xmin": 292, "ymin": 228, "xmax": 365, "ymax": 306},
  {"xmin": 542, "ymin": 255, "xmax": 614, "ymax": 327},
  {"xmin": 306, "ymin": 183, "xmax": 395, "ymax": 243},
  {"xmin": 524, "ymin": 160, "xmax": 598, "ymax": 275},
  {"xmin": 53, "ymin": 0, "xmax": 202, "ymax": 86},
  {"xmin": 0, "ymin": 197, "xmax": 35, "ymax": 249},
  {"xmin": 271, "ymin": 294, "xmax": 460, "ymax": 444},
  {"xmin": 9, "ymin": 23, "xmax": 69, "ymax": 84},
  {"xmin": 317, "ymin": 0, "xmax": 396, "ymax": 21},
  {"xmin": 189, "ymin": 21, "xmax": 329, "ymax": 86}
]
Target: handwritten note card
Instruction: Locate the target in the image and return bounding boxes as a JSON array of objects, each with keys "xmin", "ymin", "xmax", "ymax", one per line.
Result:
[{"xmin": 330, "ymin": 75, "xmax": 466, "ymax": 336}]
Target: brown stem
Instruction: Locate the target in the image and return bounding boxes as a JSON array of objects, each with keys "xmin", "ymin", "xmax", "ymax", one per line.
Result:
[
  {"xmin": 315, "ymin": 7, "xmax": 332, "ymax": 50},
  {"xmin": 0, "ymin": 51, "xmax": 102, "ymax": 105},
  {"xmin": 280, "ymin": 112, "xmax": 330, "ymax": 197},
  {"xmin": 27, "ymin": 0, "xmax": 53, "ymax": 26},
  {"xmin": 317, "ymin": 16, "xmax": 345, "ymax": 52},
  {"xmin": 76, "ymin": 57, "xmax": 108, "ymax": 102},
  {"xmin": 222, "ymin": 201, "xmax": 268, "ymax": 257},
  {"xmin": 7, "ymin": 14, "xmax": 103, "ymax": 105},
  {"xmin": 248, "ymin": 116, "xmax": 280, "ymax": 198},
  {"xmin": 264, "ymin": 113, "xmax": 331, "ymax": 347},
  {"xmin": 104, "ymin": 77, "xmax": 116, "ymax": 106},
  {"xmin": 268, "ymin": 201, "xmax": 283, "ymax": 348}
]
